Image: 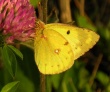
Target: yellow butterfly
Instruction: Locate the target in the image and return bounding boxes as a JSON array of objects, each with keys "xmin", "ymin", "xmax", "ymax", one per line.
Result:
[{"xmin": 34, "ymin": 20, "xmax": 100, "ymax": 74}]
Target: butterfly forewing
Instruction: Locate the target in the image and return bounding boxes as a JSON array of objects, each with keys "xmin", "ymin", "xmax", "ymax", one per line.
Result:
[{"xmin": 45, "ymin": 23, "xmax": 100, "ymax": 60}]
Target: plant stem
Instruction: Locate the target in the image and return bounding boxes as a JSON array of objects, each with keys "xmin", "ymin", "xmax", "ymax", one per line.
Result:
[
  {"xmin": 40, "ymin": 73, "xmax": 46, "ymax": 92},
  {"xmin": 40, "ymin": 0, "xmax": 48, "ymax": 92},
  {"xmin": 42, "ymin": 0, "xmax": 48, "ymax": 23},
  {"xmin": 89, "ymin": 54, "xmax": 103, "ymax": 87}
]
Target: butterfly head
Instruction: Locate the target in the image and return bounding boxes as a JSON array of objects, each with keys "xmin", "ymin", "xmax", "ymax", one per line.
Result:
[{"xmin": 36, "ymin": 20, "xmax": 45, "ymax": 31}]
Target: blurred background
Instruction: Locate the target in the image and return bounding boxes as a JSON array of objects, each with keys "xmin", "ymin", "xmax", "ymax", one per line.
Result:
[{"xmin": 0, "ymin": 0, "xmax": 110, "ymax": 92}]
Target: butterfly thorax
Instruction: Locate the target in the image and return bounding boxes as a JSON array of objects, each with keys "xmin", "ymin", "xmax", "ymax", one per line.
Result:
[{"xmin": 35, "ymin": 20, "xmax": 45, "ymax": 36}]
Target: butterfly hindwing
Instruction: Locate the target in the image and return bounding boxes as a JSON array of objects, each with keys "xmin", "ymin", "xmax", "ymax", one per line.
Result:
[{"xmin": 34, "ymin": 28, "xmax": 74, "ymax": 74}]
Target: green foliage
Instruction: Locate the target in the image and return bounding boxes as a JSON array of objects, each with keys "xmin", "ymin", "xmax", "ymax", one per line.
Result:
[
  {"xmin": 75, "ymin": 13, "xmax": 97, "ymax": 31},
  {"xmin": 8, "ymin": 45, "xmax": 23, "ymax": 60},
  {"xmin": 0, "ymin": 45, "xmax": 38, "ymax": 92},
  {"xmin": 30, "ymin": 0, "xmax": 41, "ymax": 7},
  {"xmin": 46, "ymin": 61, "xmax": 92, "ymax": 92},
  {"xmin": 1, "ymin": 81, "xmax": 19, "ymax": 92},
  {"xmin": 1, "ymin": 45, "xmax": 17, "ymax": 77},
  {"xmin": 15, "ymin": 66, "xmax": 35, "ymax": 92},
  {"xmin": 96, "ymin": 71, "xmax": 109, "ymax": 86}
]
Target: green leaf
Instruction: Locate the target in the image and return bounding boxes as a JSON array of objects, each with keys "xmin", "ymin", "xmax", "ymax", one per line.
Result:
[
  {"xmin": 30, "ymin": 0, "xmax": 41, "ymax": 7},
  {"xmin": 1, "ymin": 45, "xmax": 17, "ymax": 77},
  {"xmin": 20, "ymin": 40, "xmax": 34, "ymax": 50},
  {"xmin": 51, "ymin": 74, "xmax": 62, "ymax": 89},
  {"xmin": 8, "ymin": 45, "xmax": 23, "ymax": 60},
  {"xmin": 96, "ymin": 71, "xmax": 109, "ymax": 86},
  {"xmin": 15, "ymin": 66, "xmax": 35, "ymax": 92},
  {"xmin": 78, "ymin": 67, "xmax": 89, "ymax": 89},
  {"xmin": 106, "ymin": 83, "xmax": 110, "ymax": 92},
  {"xmin": 98, "ymin": 27, "xmax": 110, "ymax": 41},
  {"xmin": 1, "ymin": 81, "xmax": 20, "ymax": 92},
  {"xmin": 75, "ymin": 13, "xmax": 97, "ymax": 31}
]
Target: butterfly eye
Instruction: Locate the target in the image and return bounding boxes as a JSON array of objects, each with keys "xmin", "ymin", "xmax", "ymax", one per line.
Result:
[{"xmin": 67, "ymin": 30, "xmax": 70, "ymax": 34}]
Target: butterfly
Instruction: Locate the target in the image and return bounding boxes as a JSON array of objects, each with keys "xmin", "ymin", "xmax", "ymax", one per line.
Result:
[{"xmin": 34, "ymin": 20, "xmax": 100, "ymax": 74}]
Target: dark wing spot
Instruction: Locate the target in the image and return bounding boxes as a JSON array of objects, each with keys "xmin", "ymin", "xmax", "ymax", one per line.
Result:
[
  {"xmin": 87, "ymin": 30, "xmax": 90, "ymax": 32},
  {"xmin": 67, "ymin": 30, "xmax": 70, "ymax": 35},
  {"xmin": 68, "ymin": 50, "xmax": 72, "ymax": 54},
  {"xmin": 64, "ymin": 42, "xmax": 69, "ymax": 45},
  {"xmin": 57, "ymin": 65, "xmax": 60, "ymax": 67}
]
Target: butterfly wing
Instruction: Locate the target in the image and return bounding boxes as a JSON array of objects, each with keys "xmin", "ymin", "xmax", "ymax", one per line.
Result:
[
  {"xmin": 45, "ymin": 23, "xmax": 100, "ymax": 60},
  {"xmin": 34, "ymin": 28, "xmax": 74, "ymax": 74}
]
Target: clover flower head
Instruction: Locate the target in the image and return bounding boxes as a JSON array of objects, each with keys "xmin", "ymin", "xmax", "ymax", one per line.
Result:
[{"xmin": 0, "ymin": 0, "xmax": 36, "ymax": 44}]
